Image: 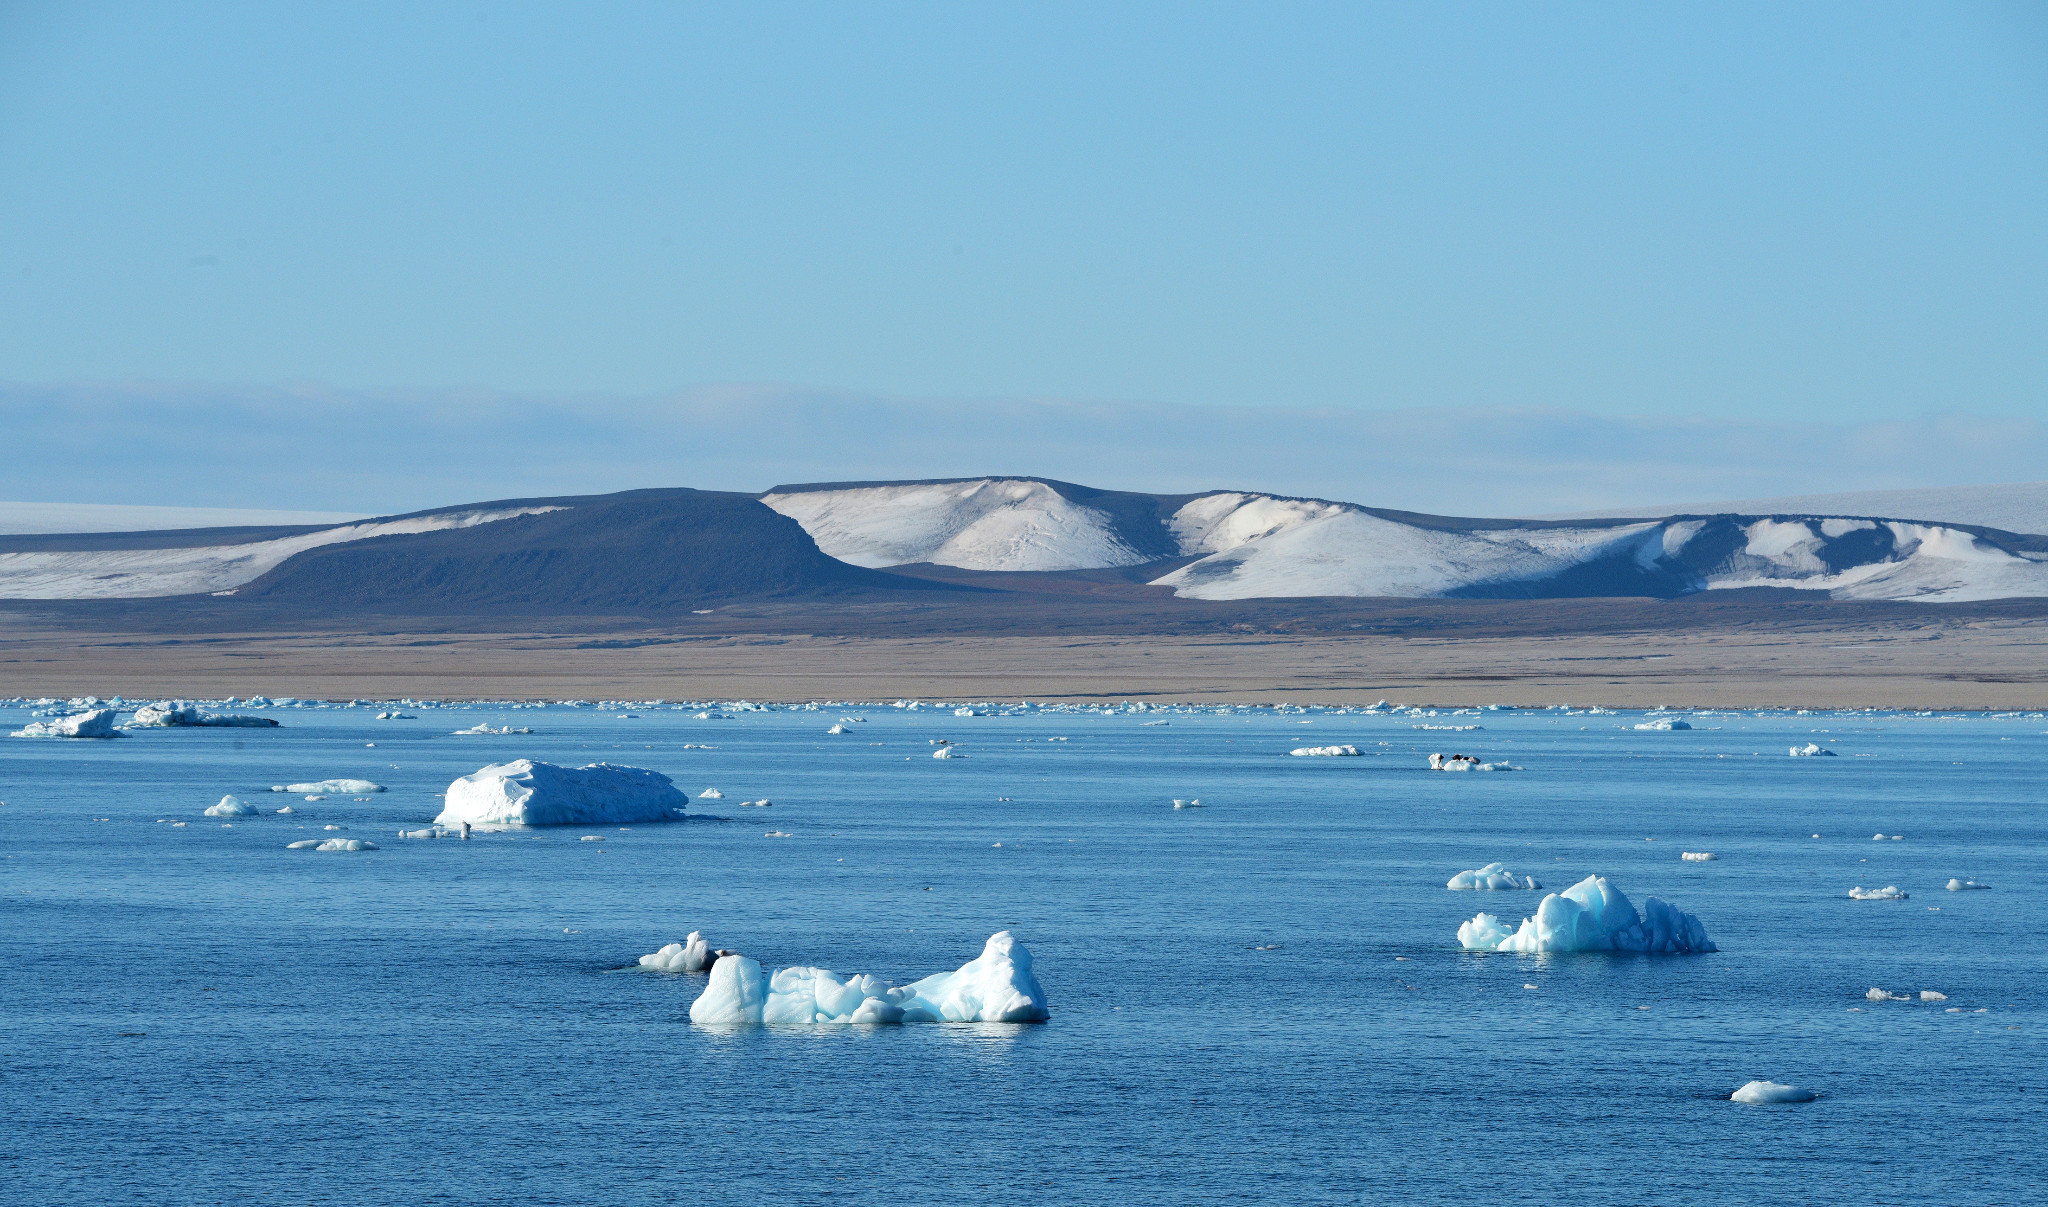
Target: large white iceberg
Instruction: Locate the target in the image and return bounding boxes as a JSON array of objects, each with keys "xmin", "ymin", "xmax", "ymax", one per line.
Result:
[
  {"xmin": 204, "ymin": 794, "xmax": 261, "ymax": 818},
  {"xmin": 1731, "ymin": 1080, "xmax": 1816, "ymax": 1104},
  {"xmin": 12, "ymin": 708, "xmax": 119, "ymax": 738},
  {"xmin": 1447, "ymin": 862, "xmax": 1542, "ymax": 890},
  {"xmin": 435, "ymin": 759, "xmax": 686, "ymax": 827},
  {"xmin": 689, "ymin": 931, "xmax": 1050, "ymax": 1026},
  {"xmin": 1457, "ymin": 874, "xmax": 1715, "ymax": 954},
  {"xmin": 127, "ymin": 701, "xmax": 278, "ymax": 728}
]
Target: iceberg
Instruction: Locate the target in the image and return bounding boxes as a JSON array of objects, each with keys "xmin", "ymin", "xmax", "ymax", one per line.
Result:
[
  {"xmin": 312, "ymin": 838, "xmax": 378, "ymax": 852},
  {"xmin": 204, "ymin": 794, "xmax": 261, "ymax": 818},
  {"xmin": 1789, "ymin": 743, "xmax": 1837, "ymax": 757},
  {"xmin": 1848, "ymin": 885, "xmax": 1907, "ymax": 900},
  {"xmin": 1457, "ymin": 875, "xmax": 1715, "ymax": 954},
  {"xmin": 1447, "ymin": 862, "xmax": 1542, "ymax": 891},
  {"xmin": 1946, "ymin": 879, "xmax": 1990, "ymax": 891},
  {"xmin": 127, "ymin": 701, "xmax": 278, "ymax": 728},
  {"xmin": 690, "ymin": 931, "xmax": 1050, "ymax": 1026},
  {"xmin": 1681, "ymin": 852, "xmax": 1717, "ymax": 861},
  {"xmin": 638, "ymin": 931, "xmax": 715, "ymax": 973},
  {"xmin": 931, "ymin": 746, "xmax": 962, "ymax": 758},
  {"xmin": 11, "ymin": 708, "xmax": 119, "ymax": 738},
  {"xmin": 1429, "ymin": 752, "xmax": 1516, "ymax": 771},
  {"xmin": 1290, "ymin": 745, "xmax": 1360, "ymax": 757},
  {"xmin": 1634, "ymin": 719, "xmax": 1692, "ymax": 731},
  {"xmin": 435, "ymin": 759, "xmax": 686, "ymax": 827},
  {"xmin": 280, "ymin": 779, "xmax": 385, "ymax": 795},
  {"xmin": 1731, "ymin": 1081, "xmax": 1816, "ymax": 1104}
]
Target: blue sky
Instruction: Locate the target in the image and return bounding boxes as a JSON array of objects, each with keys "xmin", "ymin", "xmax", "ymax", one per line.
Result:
[{"xmin": 2, "ymin": 2, "xmax": 2044, "ymax": 511}]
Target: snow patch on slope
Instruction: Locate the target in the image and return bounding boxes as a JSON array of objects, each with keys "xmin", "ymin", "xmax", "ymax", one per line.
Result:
[
  {"xmin": 761, "ymin": 480, "xmax": 1146, "ymax": 571},
  {"xmin": 1552, "ymin": 480, "xmax": 2048, "ymax": 538},
  {"xmin": 0, "ymin": 506, "xmax": 566, "ymax": 599}
]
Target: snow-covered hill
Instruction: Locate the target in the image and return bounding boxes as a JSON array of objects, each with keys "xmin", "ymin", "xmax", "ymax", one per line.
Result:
[
  {"xmin": 1550, "ymin": 481, "xmax": 2048, "ymax": 538},
  {"xmin": 0, "ymin": 506, "xmax": 564, "ymax": 599},
  {"xmin": 760, "ymin": 479, "xmax": 1158, "ymax": 572}
]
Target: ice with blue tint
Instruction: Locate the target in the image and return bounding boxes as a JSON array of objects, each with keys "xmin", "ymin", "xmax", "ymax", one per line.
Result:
[
  {"xmin": 126, "ymin": 702, "xmax": 278, "ymax": 728},
  {"xmin": 1731, "ymin": 1080, "xmax": 1816, "ymax": 1103},
  {"xmin": 1458, "ymin": 875, "xmax": 1715, "ymax": 953},
  {"xmin": 11, "ymin": 708, "xmax": 118, "ymax": 738},
  {"xmin": 1447, "ymin": 862, "xmax": 1542, "ymax": 890},
  {"xmin": 434, "ymin": 759, "xmax": 686, "ymax": 826},
  {"xmin": 689, "ymin": 931, "xmax": 1050, "ymax": 1025}
]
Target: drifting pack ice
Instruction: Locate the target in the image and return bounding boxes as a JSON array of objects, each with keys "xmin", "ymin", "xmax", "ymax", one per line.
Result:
[
  {"xmin": 275, "ymin": 779, "xmax": 385, "ymax": 795},
  {"xmin": 435, "ymin": 759, "xmax": 687, "ymax": 827},
  {"xmin": 11, "ymin": 708, "xmax": 119, "ymax": 738},
  {"xmin": 1457, "ymin": 874, "xmax": 1715, "ymax": 954},
  {"xmin": 1447, "ymin": 863, "xmax": 1542, "ymax": 891},
  {"xmin": 1290, "ymin": 744, "xmax": 1360, "ymax": 757},
  {"xmin": 126, "ymin": 701, "xmax": 278, "ymax": 728},
  {"xmin": 689, "ymin": 931, "xmax": 1050, "ymax": 1026}
]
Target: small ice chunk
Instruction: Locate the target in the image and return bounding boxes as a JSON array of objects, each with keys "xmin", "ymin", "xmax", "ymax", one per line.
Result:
[
  {"xmin": 275, "ymin": 806, "xmax": 295, "ymax": 814},
  {"xmin": 932, "ymin": 746, "xmax": 961, "ymax": 758},
  {"xmin": 1633, "ymin": 719, "xmax": 1691, "ymax": 731},
  {"xmin": 1731, "ymin": 1080, "xmax": 1816, "ymax": 1104},
  {"xmin": 639, "ymin": 931, "xmax": 715, "ymax": 973},
  {"xmin": 1428, "ymin": 752, "xmax": 1517, "ymax": 771},
  {"xmin": 1848, "ymin": 885, "xmax": 1907, "ymax": 900},
  {"xmin": 699, "ymin": 788, "xmax": 723, "ymax": 799},
  {"xmin": 1866, "ymin": 987, "xmax": 1911, "ymax": 1001},
  {"xmin": 285, "ymin": 779, "xmax": 384, "ymax": 794},
  {"xmin": 1456, "ymin": 875, "xmax": 1714, "ymax": 954},
  {"xmin": 827, "ymin": 724, "xmax": 848, "ymax": 734},
  {"xmin": 1290, "ymin": 745, "xmax": 1360, "ymax": 757},
  {"xmin": 1789, "ymin": 743, "xmax": 1836, "ymax": 757},
  {"xmin": 11, "ymin": 708, "xmax": 119, "ymax": 739},
  {"xmin": 580, "ymin": 835, "xmax": 605, "ymax": 842},
  {"xmin": 1447, "ymin": 862, "xmax": 1542, "ymax": 891},
  {"xmin": 1946, "ymin": 879, "xmax": 1990, "ymax": 891},
  {"xmin": 204, "ymin": 795, "xmax": 260, "ymax": 818},
  {"xmin": 689, "ymin": 931, "xmax": 1049, "ymax": 1026},
  {"xmin": 1920, "ymin": 990, "xmax": 1947, "ymax": 1002},
  {"xmin": 1681, "ymin": 852, "xmax": 1716, "ymax": 861},
  {"xmin": 287, "ymin": 839, "xmax": 322, "ymax": 849},
  {"xmin": 313, "ymin": 838, "xmax": 378, "ymax": 852}
]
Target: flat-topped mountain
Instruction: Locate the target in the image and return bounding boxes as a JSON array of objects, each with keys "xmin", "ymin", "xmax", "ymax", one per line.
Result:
[{"xmin": 3, "ymin": 476, "xmax": 2045, "ymax": 613}]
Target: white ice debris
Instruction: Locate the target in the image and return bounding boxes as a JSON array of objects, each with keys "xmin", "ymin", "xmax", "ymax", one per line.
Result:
[
  {"xmin": 11, "ymin": 708, "xmax": 119, "ymax": 738},
  {"xmin": 932, "ymin": 746, "xmax": 962, "ymax": 758},
  {"xmin": 313, "ymin": 838, "xmax": 378, "ymax": 852},
  {"xmin": 1428, "ymin": 752, "xmax": 1516, "ymax": 771},
  {"xmin": 204, "ymin": 794, "xmax": 260, "ymax": 818},
  {"xmin": 126, "ymin": 701, "xmax": 278, "ymax": 728},
  {"xmin": 436, "ymin": 760, "xmax": 686, "ymax": 827},
  {"xmin": 639, "ymin": 931, "xmax": 715, "ymax": 973},
  {"xmin": 1634, "ymin": 719, "xmax": 1692, "ymax": 730},
  {"xmin": 1730, "ymin": 1081, "xmax": 1817, "ymax": 1104},
  {"xmin": 1867, "ymin": 988, "xmax": 1912, "ymax": 1001},
  {"xmin": 281, "ymin": 779, "xmax": 384, "ymax": 795},
  {"xmin": 827, "ymin": 724, "xmax": 848, "ymax": 734},
  {"xmin": 698, "ymin": 788, "xmax": 723, "ymax": 799},
  {"xmin": 1447, "ymin": 863, "xmax": 1543, "ymax": 891},
  {"xmin": 1947, "ymin": 879, "xmax": 1991, "ymax": 891},
  {"xmin": 1290, "ymin": 744, "xmax": 1360, "ymax": 757},
  {"xmin": 453, "ymin": 723, "xmax": 532, "ymax": 735},
  {"xmin": 689, "ymin": 931, "xmax": 1050, "ymax": 1026},
  {"xmin": 1456, "ymin": 874, "xmax": 1715, "ymax": 954},
  {"xmin": 1681, "ymin": 852, "xmax": 1717, "ymax": 861},
  {"xmin": 1789, "ymin": 743, "xmax": 1837, "ymax": 757},
  {"xmin": 1848, "ymin": 886, "xmax": 1908, "ymax": 900},
  {"xmin": 1920, "ymin": 990, "xmax": 1948, "ymax": 1002}
]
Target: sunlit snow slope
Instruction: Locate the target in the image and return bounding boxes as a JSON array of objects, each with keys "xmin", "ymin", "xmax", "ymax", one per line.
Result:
[
  {"xmin": 0, "ymin": 507, "xmax": 564, "ymax": 599},
  {"xmin": 1552, "ymin": 481, "xmax": 2048, "ymax": 538},
  {"xmin": 760, "ymin": 479, "xmax": 1155, "ymax": 571}
]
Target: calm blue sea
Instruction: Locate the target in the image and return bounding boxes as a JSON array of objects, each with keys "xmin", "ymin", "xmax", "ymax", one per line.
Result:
[{"xmin": 2, "ymin": 700, "xmax": 2042, "ymax": 1205}]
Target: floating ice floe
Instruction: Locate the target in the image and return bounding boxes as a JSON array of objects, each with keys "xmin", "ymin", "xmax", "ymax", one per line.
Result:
[
  {"xmin": 1789, "ymin": 743, "xmax": 1837, "ymax": 757},
  {"xmin": 1920, "ymin": 990, "xmax": 1947, "ymax": 1002},
  {"xmin": 698, "ymin": 788, "xmax": 724, "ymax": 799},
  {"xmin": 314, "ymin": 838, "xmax": 377, "ymax": 852},
  {"xmin": 932, "ymin": 746, "xmax": 962, "ymax": 758},
  {"xmin": 826, "ymin": 724, "xmax": 848, "ymax": 734},
  {"xmin": 11, "ymin": 708, "xmax": 119, "ymax": 739},
  {"xmin": 1428, "ymin": 752, "xmax": 1517, "ymax": 771},
  {"xmin": 638, "ymin": 931, "xmax": 715, "ymax": 972},
  {"xmin": 398, "ymin": 826, "xmax": 455, "ymax": 839},
  {"xmin": 1731, "ymin": 1081, "xmax": 1817, "ymax": 1104},
  {"xmin": 1457, "ymin": 874, "xmax": 1715, "ymax": 954},
  {"xmin": 1634, "ymin": 719, "xmax": 1692, "ymax": 731},
  {"xmin": 1172, "ymin": 798, "xmax": 1202, "ymax": 809},
  {"xmin": 1290, "ymin": 744, "xmax": 1360, "ymax": 757},
  {"xmin": 689, "ymin": 930, "xmax": 1050, "ymax": 1026},
  {"xmin": 204, "ymin": 794, "xmax": 261, "ymax": 818},
  {"xmin": 1681, "ymin": 852, "xmax": 1717, "ymax": 862},
  {"xmin": 1947, "ymin": 879, "xmax": 1991, "ymax": 891},
  {"xmin": 278, "ymin": 779, "xmax": 385, "ymax": 795},
  {"xmin": 126, "ymin": 701, "xmax": 278, "ymax": 728},
  {"xmin": 435, "ymin": 760, "xmax": 687, "ymax": 827},
  {"xmin": 453, "ymin": 723, "xmax": 531, "ymax": 735},
  {"xmin": 1447, "ymin": 862, "xmax": 1542, "ymax": 891},
  {"xmin": 1848, "ymin": 885, "xmax": 1908, "ymax": 900}
]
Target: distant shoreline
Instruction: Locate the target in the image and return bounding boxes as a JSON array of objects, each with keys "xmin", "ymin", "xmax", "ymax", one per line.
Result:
[{"xmin": 5, "ymin": 622, "xmax": 2043, "ymax": 711}]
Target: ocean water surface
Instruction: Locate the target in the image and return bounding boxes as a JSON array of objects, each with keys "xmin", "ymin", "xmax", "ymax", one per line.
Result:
[{"xmin": 2, "ymin": 699, "xmax": 2042, "ymax": 1204}]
